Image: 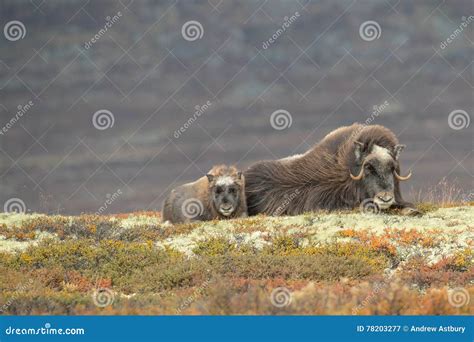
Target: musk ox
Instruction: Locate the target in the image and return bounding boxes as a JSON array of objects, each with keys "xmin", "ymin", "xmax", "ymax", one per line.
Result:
[
  {"xmin": 162, "ymin": 165, "xmax": 247, "ymax": 224},
  {"xmin": 245, "ymin": 123, "xmax": 419, "ymax": 216}
]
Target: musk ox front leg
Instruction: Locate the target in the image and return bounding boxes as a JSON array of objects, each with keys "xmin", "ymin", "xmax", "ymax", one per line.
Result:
[
  {"xmin": 393, "ymin": 182, "xmax": 421, "ymax": 216},
  {"xmin": 391, "ymin": 201, "xmax": 421, "ymax": 216},
  {"xmin": 393, "ymin": 201, "xmax": 421, "ymax": 216}
]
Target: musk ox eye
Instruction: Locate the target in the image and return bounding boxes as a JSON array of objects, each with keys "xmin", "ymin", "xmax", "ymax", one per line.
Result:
[
  {"xmin": 215, "ymin": 187, "xmax": 223, "ymax": 194},
  {"xmin": 228, "ymin": 187, "xmax": 236, "ymax": 194},
  {"xmin": 365, "ymin": 164, "xmax": 376, "ymax": 174}
]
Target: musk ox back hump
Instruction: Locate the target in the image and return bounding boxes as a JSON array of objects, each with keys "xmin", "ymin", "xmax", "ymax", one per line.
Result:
[{"xmin": 244, "ymin": 124, "xmax": 406, "ymax": 216}]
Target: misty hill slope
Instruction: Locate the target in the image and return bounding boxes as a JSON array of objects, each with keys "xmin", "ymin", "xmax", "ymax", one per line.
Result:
[
  {"xmin": 0, "ymin": 205, "xmax": 472, "ymax": 315},
  {"xmin": 1, "ymin": 1, "xmax": 472, "ymax": 214}
]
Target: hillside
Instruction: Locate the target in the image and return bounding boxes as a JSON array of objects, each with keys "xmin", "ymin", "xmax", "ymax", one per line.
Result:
[
  {"xmin": 1, "ymin": 0, "xmax": 472, "ymax": 214},
  {"xmin": 0, "ymin": 204, "xmax": 472, "ymax": 315}
]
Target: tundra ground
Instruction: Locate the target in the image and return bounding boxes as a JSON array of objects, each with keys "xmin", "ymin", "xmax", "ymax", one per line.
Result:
[{"xmin": 0, "ymin": 204, "xmax": 472, "ymax": 315}]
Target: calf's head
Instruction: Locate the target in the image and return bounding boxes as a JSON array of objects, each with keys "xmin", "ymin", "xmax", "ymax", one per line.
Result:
[
  {"xmin": 207, "ymin": 168, "xmax": 244, "ymax": 217},
  {"xmin": 350, "ymin": 142, "xmax": 411, "ymax": 209}
]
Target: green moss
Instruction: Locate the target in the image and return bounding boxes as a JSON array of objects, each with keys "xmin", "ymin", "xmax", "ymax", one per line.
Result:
[
  {"xmin": 264, "ymin": 235, "xmax": 299, "ymax": 255},
  {"xmin": 193, "ymin": 237, "xmax": 235, "ymax": 257},
  {"xmin": 449, "ymin": 248, "xmax": 473, "ymax": 272},
  {"xmin": 416, "ymin": 203, "xmax": 440, "ymax": 213},
  {"xmin": 13, "ymin": 239, "xmax": 184, "ymax": 290},
  {"xmin": 190, "ymin": 235, "xmax": 391, "ymax": 281}
]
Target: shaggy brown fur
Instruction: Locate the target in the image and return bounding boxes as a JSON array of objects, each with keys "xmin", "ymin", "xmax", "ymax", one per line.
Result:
[
  {"xmin": 244, "ymin": 123, "xmax": 415, "ymax": 215},
  {"xmin": 162, "ymin": 165, "xmax": 247, "ymax": 223}
]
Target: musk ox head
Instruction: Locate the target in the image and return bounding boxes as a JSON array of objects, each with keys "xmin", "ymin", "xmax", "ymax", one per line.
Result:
[
  {"xmin": 350, "ymin": 142, "xmax": 411, "ymax": 209},
  {"xmin": 206, "ymin": 167, "xmax": 244, "ymax": 217}
]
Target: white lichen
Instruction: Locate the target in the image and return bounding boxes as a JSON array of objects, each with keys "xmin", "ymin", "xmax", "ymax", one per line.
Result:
[
  {"xmin": 0, "ymin": 231, "xmax": 57, "ymax": 252},
  {"xmin": 120, "ymin": 215, "xmax": 162, "ymax": 229},
  {"xmin": 0, "ymin": 207, "xmax": 472, "ymax": 264},
  {"xmin": 155, "ymin": 206, "xmax": 474, "ymax": 259}
]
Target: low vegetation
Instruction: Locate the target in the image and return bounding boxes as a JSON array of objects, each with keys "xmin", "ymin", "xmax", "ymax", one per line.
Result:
[{"xmin": 0, "ymin": 203, "xmax": 472, "ymax": 315}]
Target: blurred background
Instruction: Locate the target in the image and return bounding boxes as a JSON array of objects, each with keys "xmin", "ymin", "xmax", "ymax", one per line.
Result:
[{"xmin": 0, "ymin": 0, "xmax": 472, "ymax": 214}]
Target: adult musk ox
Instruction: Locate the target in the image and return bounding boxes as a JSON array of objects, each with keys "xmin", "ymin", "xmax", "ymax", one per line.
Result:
[
  {"xmin": 162, "ymin": 165, "xmax": 248, "ymax": 224},
  {"xmin": 244, "ymin": 123, "xmax": 419, "ymax": 216}
]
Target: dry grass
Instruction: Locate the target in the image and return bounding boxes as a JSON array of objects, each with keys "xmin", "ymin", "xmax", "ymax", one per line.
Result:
[{"xmin": 411, "ymin": 178, "xmax": 471, "ymax": 208}]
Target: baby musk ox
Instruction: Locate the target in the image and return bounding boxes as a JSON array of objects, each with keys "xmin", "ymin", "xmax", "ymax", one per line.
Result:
[
  {"xmin": 162, "ymin": 165, "xmax": 247, "ymax": 224},
  {"xmin": 245, "ymin": 123, "xmax": 419, "ymax": 216}
]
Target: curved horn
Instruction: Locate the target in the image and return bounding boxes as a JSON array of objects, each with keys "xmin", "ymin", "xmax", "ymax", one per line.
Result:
[
  {"xmin": 394, "ymin": 169, "xmax": 412, "ymax": 181},
  {"xmin": 349, "ymin": 161, "xmax": 366, "ymax": 181}
]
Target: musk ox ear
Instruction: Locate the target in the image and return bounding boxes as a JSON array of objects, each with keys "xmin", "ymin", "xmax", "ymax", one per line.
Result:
[
  {"xmin": 393, "ymin": 144, "xmax": 406, "ymax": 161},
  {"xmin": 206, "ymin": 174, "xmax": 215, "ymax": 182},
  {"xmin": 354, "ymin": 141, "xmax": 364, "ymax": 163}
]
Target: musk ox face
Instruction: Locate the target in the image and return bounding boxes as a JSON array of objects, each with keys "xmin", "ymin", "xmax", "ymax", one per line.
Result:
[
  {"xmin": 350, "ymin": 142, "xmax": 411, "ymax": 210},
  {"xmin": 207, "ymin": 173, "xmax": 243, "ymax": 217}
]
